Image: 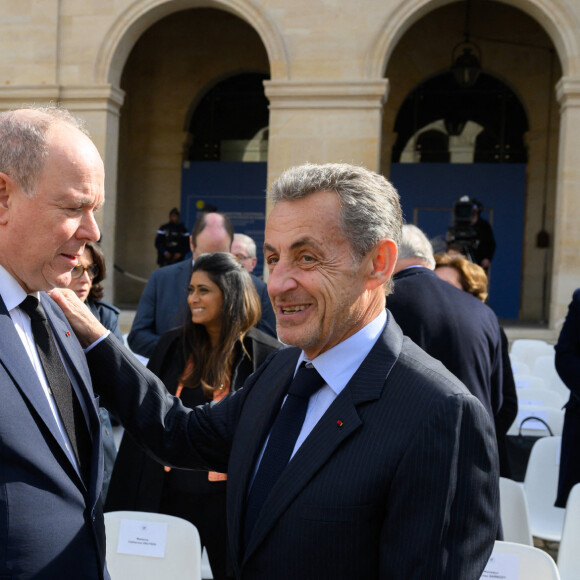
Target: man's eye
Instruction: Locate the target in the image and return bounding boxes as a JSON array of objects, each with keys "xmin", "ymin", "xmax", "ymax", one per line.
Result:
[
  {"xmin": 266, "ymin": 256, "xmax": 279, "ymax": 265},
  {"xmin": 302, "ymin": 255, "xmax": 315, "ymax": 263}
]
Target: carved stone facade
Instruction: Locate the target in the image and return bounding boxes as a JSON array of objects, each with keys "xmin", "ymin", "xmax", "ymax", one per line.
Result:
[{"xmin": 1, "ymin": 0, "xmax": 579, "ymax": 330}]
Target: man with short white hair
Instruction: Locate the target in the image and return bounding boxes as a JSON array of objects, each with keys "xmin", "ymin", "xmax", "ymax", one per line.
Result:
[
  {"xmin": 232, "ymin": 232, "xmax": 276, "ymax": 337},
  {"xmin": 0, "ymin": 107, "xmax": 108, "ymax": 579},
  {"xmin": 388, "ymin": 223, "xmax": 503, "ymax": 420},
  {"xmin": 232, "ymin": 232, "xmax": 258, "ymax": 273}
]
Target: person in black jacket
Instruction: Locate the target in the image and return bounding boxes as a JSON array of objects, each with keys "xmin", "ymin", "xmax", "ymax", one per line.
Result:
[
  {"xmin": 105, "ymin": 252, "xmax": 281, "ymax": 579},
  {"xmin": 555, "ymin": 288, "xmax": 580, "ymax": 507},
  {"xmin": 434, "ymin": 252, "xmax": 518, "ymax": 478},
  {"xmin": 388, "ymin": 224, "xmax": 503, "ymax": 421},
  {"xmin": 155, "ymin": 207, "xmax": 190, "ymax": 267}
]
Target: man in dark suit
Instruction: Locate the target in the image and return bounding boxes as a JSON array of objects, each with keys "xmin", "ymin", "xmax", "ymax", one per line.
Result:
[
  {"xmin": 387, "ymin": 224, "xmax": 503, "ymax": 420},
  {"xmin": 555, "ymin": 288, "xmax": 580, "ymax": 507},
  {"xmin": 54, "ymin": 163, "xmax": 499, "ymax": 579},
  {"xmin": 0, "ymin": 108, "xmax": 108, "ymax": 578},
  {"xmin": 128, "ymin": 212, "xmax": 276, "ymax": 358}
]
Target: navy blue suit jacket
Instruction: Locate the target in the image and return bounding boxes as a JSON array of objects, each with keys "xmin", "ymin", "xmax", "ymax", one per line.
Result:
[
  {"xmin": 555, "ymin": 288, "xmax": 580, "ymax": 507},
  {"xmin": 0, "ymin": 294, "xmax": 107, "ymax": 580},
  {"xmin": 387, "ymin": 266, "xmax": 503, "ymax": 419},
  {"xmin": 128, "ymin": 260, "xmax": 277, "ymax": 358},
  {"xmin": 89, "ymin": 314, "xmax": 499, "ymax": 579}
]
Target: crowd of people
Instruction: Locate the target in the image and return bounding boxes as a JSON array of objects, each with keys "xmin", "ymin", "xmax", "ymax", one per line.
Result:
[{"xmin": 0, "ymin": 104, "xmax": 577, "ymax": 580}]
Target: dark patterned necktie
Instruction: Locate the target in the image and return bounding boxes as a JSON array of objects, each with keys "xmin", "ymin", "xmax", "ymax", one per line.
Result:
[
  {"xmin": 244, "ymin": 363, "xmax": 325, "ymax": 545},
  {"xmin": 20, "ymin": 295, "xmax": 91, "ymax": 482}
]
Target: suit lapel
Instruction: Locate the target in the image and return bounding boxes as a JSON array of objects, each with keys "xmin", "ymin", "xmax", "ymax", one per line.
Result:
[
  {"xmin": 242, "ymin": 317, "xmax": 404, "ymax": 562},
  {"xmin": 0, "ymin": 295, "xmax": 85, "ymax": 484},
  {"xmin": 228, "ymin": 347, "xmax": 300, "ymax": 563}
]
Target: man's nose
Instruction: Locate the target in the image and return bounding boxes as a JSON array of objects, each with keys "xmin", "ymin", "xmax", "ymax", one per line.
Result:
[{"xmin": 267, "ymin": 261, "xmax": 299, "ymax": 298}]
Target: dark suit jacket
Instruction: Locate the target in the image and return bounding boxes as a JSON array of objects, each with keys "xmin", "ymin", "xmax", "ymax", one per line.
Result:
[
  {"xmin": 89, "ymin": 314, "xmax": 499, "ymax": 579},
  {"xmin": 105, "ymin": 326, "xmax": 282, "ymax": 512},
  {"xmin": 387, "ymin": 266, "xmax": 503, "ymax": 419},
  {"xmin": 0, "ymin": 294, "xmax": 107, "ymax": 580},
  {"xmin": 555, "ymin": 288, "xmax": 580, "ymax": 507},
  {"xmin": 128, "ymin": 260, "xmax": 277, "ymax": 358}
]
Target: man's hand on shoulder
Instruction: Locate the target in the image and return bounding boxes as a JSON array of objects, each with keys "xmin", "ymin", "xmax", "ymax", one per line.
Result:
[{"xmin": 48, "ymin": 288, "xmax": 108, "ymax": 348}]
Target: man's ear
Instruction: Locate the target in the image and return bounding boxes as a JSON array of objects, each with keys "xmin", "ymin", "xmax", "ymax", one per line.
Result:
[
  {"xmin": 0, "ymin": 173, "xmax": 11, "ymax": 225},
  {"xmin": 365, "ymin": 238, "xmax": 398, "ymax": 291},
  {"xmin": 189, "ymin": 235, "xmax": 194, "ymax": 254}
]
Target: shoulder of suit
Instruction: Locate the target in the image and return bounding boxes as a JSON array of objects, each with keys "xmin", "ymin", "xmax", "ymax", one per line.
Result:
[
  {"xmin": 91, "ymin": 299, "xmax": 121, "ymax": 315},
  {"xmin": 245, "ymin": 327, "xmax": 283, "ymax": 350}
]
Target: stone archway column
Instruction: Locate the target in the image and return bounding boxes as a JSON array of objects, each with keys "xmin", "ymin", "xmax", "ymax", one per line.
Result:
[
  {"xmin": 59, "ymin": 85, "xmax": 125, "ymax": 301},
  {"xmin": 550, "ymin": 77, "xmax": 580, "ymax": 327},
  {"xmin": 264, "ymin": 79, "xmax": 389, "ymax": 211}
]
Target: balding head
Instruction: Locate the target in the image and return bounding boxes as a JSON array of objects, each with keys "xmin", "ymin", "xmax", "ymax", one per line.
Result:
[{"xmin": 191, "ymin": 212, "xmax": 234, "ymax": 259}]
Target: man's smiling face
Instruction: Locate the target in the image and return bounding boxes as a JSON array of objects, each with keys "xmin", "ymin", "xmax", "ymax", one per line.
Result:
[{"xmin": 264, "ymin": 190, "xmax": 371, "ymax": 359}]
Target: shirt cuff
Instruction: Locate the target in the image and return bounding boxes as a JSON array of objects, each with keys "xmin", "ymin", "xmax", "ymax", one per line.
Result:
[{"xmin": 84, "ymin": 330, "xmax": 111, "ymax": 353}]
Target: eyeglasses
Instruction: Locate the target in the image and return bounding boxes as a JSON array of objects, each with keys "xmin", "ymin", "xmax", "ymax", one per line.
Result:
[
  {"xmin": 71, "ymin": 264, "xmax": 99, "ymax": 280},
  {"xmin": 234, "ymin": 253, "xmax": 252, "ymax": 262}
]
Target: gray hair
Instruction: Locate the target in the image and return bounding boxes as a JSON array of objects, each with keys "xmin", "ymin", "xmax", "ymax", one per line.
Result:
[
  {"xmin": 233, "ymin": 233, "xmax": 257, "ymax": 259},
  {"xmin": 0, "ymin": 106, "xmax": 88, "ymax": 196},
  {"xmin": 269, "ymin": 163, "xmax": 402, "ymax": 292},
  {"xmin": 398, "ymin": 224, "xmax": 436, "ymax": 269}
]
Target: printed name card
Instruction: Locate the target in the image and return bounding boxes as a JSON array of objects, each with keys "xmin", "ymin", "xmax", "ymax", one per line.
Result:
[
  {"xmin": 480, "ymin": 552, "xmax": 519, "ymax": 579},
  {"xmin": 117, "ymin": 519, "xmax": 168, "ymax": 558}
]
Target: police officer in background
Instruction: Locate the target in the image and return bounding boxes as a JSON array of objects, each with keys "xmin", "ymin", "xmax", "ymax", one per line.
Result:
[{"xmin": 155, "ymin": 207, "xmax": 190, "ymax": 267}]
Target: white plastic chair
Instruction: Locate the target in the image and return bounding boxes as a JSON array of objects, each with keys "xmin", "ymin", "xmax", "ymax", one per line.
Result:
[
  {"xmin": 499, "ymin": 477, "xmax": 533, "ymax": 545},
  {"xmin": 509, "ymin": 354, "xmax": 531, "ymax": 376},
  {"xmin": 201, "ymin": 547, "xmax": 214, "ymax": 579},
  {"xmin": 513, "ymin": 373, "xmax": 549, "ymax": 391},
  {"xmin": 557, "ymin": 483, "xmax": 580, "ymax": 580},
  {"xmin": 104, "ymin": 511, "xmax": 202, "ymax": 580},
  {"xmin": 533, "ymin": 355, "xmax": 570, "ymax": 402},
  {"xmin": 507, "ymin": 406, "xmax": 564, "ymax": 437},
  {"xmin": 481, "ymin": 541, "xmax": 560, "ymax": 579},
  {"xmin": 523, "ymin": 436, "xmax": 565, "ymax": 542},
  {"xmin": 510, "ymin": 339, "xmax": 555, "ymax": 371},
  {"xmin": 516, "ymin": 387, "xmax": 565, "ymax": 410}
]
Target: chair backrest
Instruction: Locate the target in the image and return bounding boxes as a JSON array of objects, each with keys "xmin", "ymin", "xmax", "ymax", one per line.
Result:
[
  {"xmin": 523, "ymin": 436, "xmax": 565, "ymax": 542},
  {"xmin": 104, "ymin": 511, "xmax": 202, "ymax": 580},
  {"xmin": 516, "ymin": 387, "xmax": 565, "ymax": 410},
  {"xmin": 509, "ymin": 355, "xmax": 531, "ymax": 376},
  {"xmin": 513, "ymin": 374, "xmax": 549, "ymax": 391},
  {"xmin": 482, "ymin": 541, "xmax": 560, "ymax": 579},
  {"xmin": 499, "ymin": 477, "xmax": 533, "ymax": 545},
  {"xmin": 499, "ymin": 477, "xmax": 534, "ymax": 546},
  {"xmin": 510, "ymin": 339, "xmax": 555, "ymax": 371},
  {"xmin": 557, "ymin": 483, "xmax": 580, "ymax": 580},
  {"xmin": 533, "ymin": 355, "xmax": 570, "ymax": 400},
  {"xmin": 507, "ymin": 406, "xmax": 564, "ymax": 437}
]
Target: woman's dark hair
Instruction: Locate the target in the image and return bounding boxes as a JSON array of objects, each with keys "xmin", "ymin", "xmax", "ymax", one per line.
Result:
[
  {"xmin": 86, "ymin": 241, "xmax": 106, "ymax": 302},
  {"xmin": 182, "ymin": 252, "xmax": 261, "ymax": 395}
]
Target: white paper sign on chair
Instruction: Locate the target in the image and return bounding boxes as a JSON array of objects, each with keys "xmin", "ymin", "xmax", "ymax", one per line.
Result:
[
  {"xmin": 117, "ymin": 519, "xmax": 168, "ymax": 558},
  {"xmin": 480, "ymin": 553, "xmax": 519, "ymax": 579}
]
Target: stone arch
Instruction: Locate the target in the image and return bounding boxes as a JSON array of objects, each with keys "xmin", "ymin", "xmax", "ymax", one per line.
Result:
[
  {"xmin": 366, "ymin": 0, "xmax": 580, "ymax": 79},
  {"xmin": 95, "ymin": 0, "xmax": 289, "ymax": 86}
]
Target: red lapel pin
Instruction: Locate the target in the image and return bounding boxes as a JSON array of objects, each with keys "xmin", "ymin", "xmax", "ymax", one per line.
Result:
[{"xmin": 336, "ymin": 420, "xmax": 343, "ymax": 428}]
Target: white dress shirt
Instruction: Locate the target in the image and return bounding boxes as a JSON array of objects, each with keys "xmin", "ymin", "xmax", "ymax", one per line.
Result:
[
  {"xmin": 0, "ymin": 264, "xmax": 80, "ymax": 472},
  {"xmin": 252, "ymin": 309, "xmax": 387, "ymax": 483}
]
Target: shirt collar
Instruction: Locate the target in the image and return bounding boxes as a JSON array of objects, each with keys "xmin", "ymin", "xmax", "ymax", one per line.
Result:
[
  {"xmin": 0, "ymin": 263, "xmax": 39, "ymax": 312},
  {"xmin": 297, "ymin": 309, "xmax": 387, "ymax": 396}
]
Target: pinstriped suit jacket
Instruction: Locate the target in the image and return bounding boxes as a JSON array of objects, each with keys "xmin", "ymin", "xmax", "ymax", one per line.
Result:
[{"xmin": 89, "ymin": 313, "xmax": 499, "ymax": 580}]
